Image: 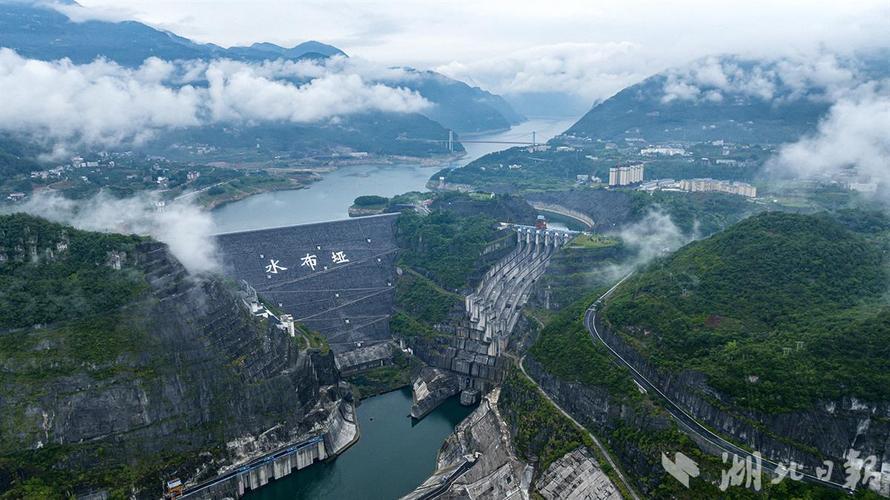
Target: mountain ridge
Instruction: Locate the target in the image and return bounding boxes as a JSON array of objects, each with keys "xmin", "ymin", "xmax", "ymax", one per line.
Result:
[{"xmin": 0, "ymin": 1, "xmax": 523, "ymax": 134}]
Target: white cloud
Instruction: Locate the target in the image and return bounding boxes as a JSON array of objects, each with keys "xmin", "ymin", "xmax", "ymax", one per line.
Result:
[
  {"xmin": 659, "ymin": 54, "xmax": 861, "ymax": 104},
  {"xmin": 202, "ymin": 60, "xmax": 427, "ymax": 123},
  {"xmin": 68, "ymin": 0, "xmax": 890, "ymax": 107},
  {"xmin": 14, "ymin": 191, "xmax": 221, "ymax": 274},
  {"xmin": 767, "ymin": 82, "xmax": 890, "ymax": 187},
  {"xmin": 43, "ymin": 0, "xmax": 136, "ymax": 23},
  {"xmin": 435, "ymin": 42, "xmax": 649, "ymax": 105},
  {"xmin": 0, "ymin": 49, "xmax": 429, "ymax": 151},
  {"xmin": 598, "ymin": 210, "xmax": 696, "ymax": 283}
]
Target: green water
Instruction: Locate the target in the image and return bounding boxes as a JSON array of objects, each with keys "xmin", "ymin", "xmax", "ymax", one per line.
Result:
[{"xmin": 245, "ymin": 388, "xmax": 473, "ymax": 500}]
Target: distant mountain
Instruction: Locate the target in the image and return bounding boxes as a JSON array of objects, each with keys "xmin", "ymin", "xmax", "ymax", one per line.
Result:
[
  {"xmin": 145, "ymin": 112, "xmax": 464, "ymax": 159},
  {"xmin": 564, "ymin": 56, "xmax": 858, "ymax": 144},
  {"xmin": 0, "ymin": 1, "xmax": 523, "ymax": 135},
  {"xmin": 226, "ymin": 40, "xmax": 346, "ymax": 60},
  {"xmin": 400, "ymin": 69, "xmax": 524, "ymax": 133},
  {"xmin": 0, "ymin": 1, "xmax": 344, "ymax": 65}
]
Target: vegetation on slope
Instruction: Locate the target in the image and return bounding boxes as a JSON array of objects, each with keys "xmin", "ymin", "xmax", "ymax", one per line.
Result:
[
  {"xmin": 630, "ymin": 190, "xmax": 759, "ymax": 236},
  {"xmin": 1, "ymin": 214, "xmax": 321, "ymax": 498},
  {"xmin": 0, "ymin": 214, "xmax": 148, "ymax": 329},
  {"xmin": 395, "ymin": 210, "xmax": 501, "ymax": 290},
  {"xmin": 499, "ymin": 367, "xmax": 592, "ymax": 473},
  {"xmin": 602, "ymin": 211, "xmax": 890, "ymax": 412},
  {"xmin": 394, "ymin": 270, "xmax": 462, "ymax": 325},
  {"xmin": 528, "ymin": 288, "xmax": 867, "ymax": 498}
]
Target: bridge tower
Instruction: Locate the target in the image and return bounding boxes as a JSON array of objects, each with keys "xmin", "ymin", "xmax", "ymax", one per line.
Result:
[
  {"xmin": 532, "ymin": 131, "xmax": 536, "ymax": 148},
  {"xmin": 448, "ymin": 130, "xmax": 454, "ymax": 153}
]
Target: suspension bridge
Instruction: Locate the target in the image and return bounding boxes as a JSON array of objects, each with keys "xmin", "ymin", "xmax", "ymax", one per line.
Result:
[{"xmin": 398, "ymin": 130, "xmax": 539, "ymax": 153}]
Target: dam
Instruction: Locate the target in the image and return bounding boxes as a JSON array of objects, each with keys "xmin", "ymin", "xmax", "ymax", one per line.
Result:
[
  {"xmin": 409, "ymin": 222, "xmax": 580, "ymax": 415},
  {"xmin": 216, "ymin": 213, "xmax": 400, "ymax": 354}
]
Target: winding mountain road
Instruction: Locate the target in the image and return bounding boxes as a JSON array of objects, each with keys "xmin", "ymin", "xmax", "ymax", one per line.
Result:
[{"xmin": 583, "ymin": 274, "xmax": 852, "ymax": 494}]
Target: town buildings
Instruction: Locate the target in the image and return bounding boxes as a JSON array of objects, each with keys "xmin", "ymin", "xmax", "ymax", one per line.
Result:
[
  {"xmin": 608, "ymin": 164, "xmax": 644, "ymax": 186},
  {"xmin": 678, "ymin": 178, "xmax": 757, "ymax": 198}
]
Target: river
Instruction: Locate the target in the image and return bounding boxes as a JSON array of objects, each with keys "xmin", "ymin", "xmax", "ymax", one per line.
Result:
[
  {"xmin": 245, "ymin": 388, "xmax": 472, "ymax": 500},
  {"xmin": 212, "ymin": 117, "xmax": 577, "ymax": 233},
  {"xmin": 214, "ymin": 117, "xmax": 578, "ymax": 498}
]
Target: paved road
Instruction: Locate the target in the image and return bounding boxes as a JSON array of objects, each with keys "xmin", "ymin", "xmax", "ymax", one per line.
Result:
[
  {"xmin": 517, "ymin": 353, "xmax": 641, "ymax": 500},
  {"xmin": 584, "ymin": 275, "xmax": 852, "ymax": 494}
]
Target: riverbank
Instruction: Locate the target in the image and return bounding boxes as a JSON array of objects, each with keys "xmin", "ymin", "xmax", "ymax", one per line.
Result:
[
  {"xmin": 244, "ymin": 389, "xmax": 474, "ymax": 500},
  {"xmin": 346, "ymin": 351, "xmax": 419, "ymax": 400},
  {"xmin": 198, "ymin": 153, "xmax": 463, "ymax": 210}
]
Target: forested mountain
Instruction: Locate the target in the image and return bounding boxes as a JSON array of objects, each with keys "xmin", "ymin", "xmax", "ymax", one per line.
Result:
[
  {"xmin": 0, "ymin": 1, "xmax": 522, "ymax": 135},
  {"xmin": 563, "ymin": 55, "xmax": 880, "ymax": 143},
  {"xmin": 404, "ymin": 69, "xmax": 524, "ymax": 133},
  {"xmin": 0, "ymin": 214, "xmax": 346, "ymax": 497},
  {"xmin": 602, "ymin": 210, "xmax": 890, "ymax": 412}
]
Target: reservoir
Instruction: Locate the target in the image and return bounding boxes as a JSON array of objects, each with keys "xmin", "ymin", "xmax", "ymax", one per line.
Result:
[
  {"xmin": 212, "ymin": 117, "xmax": 576, "ymax": 233},
  {"xmin": 213, "ymin": 117, "xmax": 577, "ymax": 498},
  {"xmin": 245, "ymin": 389, "xmax": 473, "ymax": 500}
]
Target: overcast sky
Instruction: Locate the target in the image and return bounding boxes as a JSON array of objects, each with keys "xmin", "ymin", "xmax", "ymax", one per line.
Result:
[
  {"xmin": 69, "ymin": 1, "xmax": 890, "ymax": 104},
  {"xmin": 0, "ymin": 1, "xmax": 852, "ymax": 116}
]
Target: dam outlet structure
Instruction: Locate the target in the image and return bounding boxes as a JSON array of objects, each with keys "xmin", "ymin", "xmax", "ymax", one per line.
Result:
[{"xmin": 410, "ymin": 223, "xmax": 580, "ymax": 417}]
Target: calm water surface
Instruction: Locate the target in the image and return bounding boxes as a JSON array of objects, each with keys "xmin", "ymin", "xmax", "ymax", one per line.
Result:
[
  {"xmin": 244, "ymin": 388, "xmax": 473, "ymax": 500},
  {"xmin": 212, "ymin": 117, "xmax": 577, "ymax": 233},
  {"xmin": 215, "ymin": 118, "xmax": 578, "ymax": 498}
]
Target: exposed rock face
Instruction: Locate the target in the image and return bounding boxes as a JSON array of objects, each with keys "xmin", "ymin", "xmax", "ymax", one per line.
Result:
[
  {"xmin": 536, "ymin": 447, "xmax": 621, "ymax": 500},
  {"xmin": 522, "ymin": 357, "xmax": 676, "ymax": 493},
  {"xmin": 594, "ymin": 319, "xmax": 890, "ymax": 495},
  {"xmin": 0, "ymin": 241, "xmax": 349, "ymax": 498},
  {"xmin": 404, "ymin": 388, "xmax": 533, "ymax": 499},
  {"xmin": 411, "ymin": 367, "xmax": 461, "ymax": 419}
]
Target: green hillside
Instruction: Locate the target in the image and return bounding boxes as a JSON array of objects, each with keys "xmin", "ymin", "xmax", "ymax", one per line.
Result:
[
  {"xmin": 602, "ymin": 211, "xmax": 890, "ymax": 412},
  {"xmin": 0, "ymin": 214, "xmax": 148, "ymax": 329}
]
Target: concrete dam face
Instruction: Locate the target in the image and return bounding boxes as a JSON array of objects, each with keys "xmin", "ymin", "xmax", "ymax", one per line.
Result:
[{"xmin": 216, "ymin": 214, "xmax": 399, "ymax": 353}]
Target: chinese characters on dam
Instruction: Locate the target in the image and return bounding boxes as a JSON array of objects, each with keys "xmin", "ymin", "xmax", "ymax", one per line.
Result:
[
  {"xmin": 263, "ymin": 250, "xmax": 350, "ymax": 277},
  {"xmin": 215, "ymin": 215, "xmax": 400, "ymax": 353}
]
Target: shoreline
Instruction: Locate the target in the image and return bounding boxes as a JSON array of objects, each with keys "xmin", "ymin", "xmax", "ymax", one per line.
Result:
[{"xmin": 202, "ymin": 153, "xmax": 462, "ymax": 211}]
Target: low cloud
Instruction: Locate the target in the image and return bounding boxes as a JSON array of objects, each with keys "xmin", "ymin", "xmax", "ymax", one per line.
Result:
[
  {"xmin": 0, "ymin": 49, "xmax": 430, "ymax": 152},
  {"xmin": 597, "ymin": 211, "xmax": 696, "ymax": 283},
  {"xmin": 43, "ymin": 0, "xmax": 136, "ymax": 23},
  {"xmin": 436, "ymin": 42, "xmax": 651, "ymax": 107},
  {"xmin": 659, "ymin": 54, "xmax": 858, "ymax": 104},
  {"xmin": 766, "ymin": 82, "xmax": 890, "ymax": 189},
  {"xmin": 14, "ymin": 191, "xmax": 220, "ymax": 274}
]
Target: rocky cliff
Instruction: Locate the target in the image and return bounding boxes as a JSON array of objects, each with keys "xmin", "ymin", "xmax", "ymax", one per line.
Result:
[
  {"xmin": 599, "ymin": 211, "xmax": 890, "ymax": 495},
  {"xmin": 0, "ymin": 215, "xmax": 349, "ymax": 498},
  {"xmin": 403, "ymin": 388, "xmax": 533, "ymax": 499}
]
